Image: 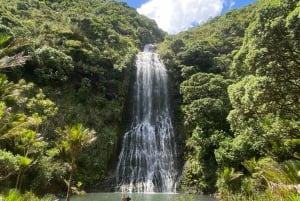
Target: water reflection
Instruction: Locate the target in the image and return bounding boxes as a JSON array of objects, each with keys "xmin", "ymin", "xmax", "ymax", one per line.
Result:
[{"xmin": 65, "ymin": 192, "xmax": 217, "ymax": 201}]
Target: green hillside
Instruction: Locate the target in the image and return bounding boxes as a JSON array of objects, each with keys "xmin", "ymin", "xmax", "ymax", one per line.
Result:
[
  {"xmin": 159, "ymin": 0, "xmax": 300, "ymax": 200},
  {"xmin": 0, "ymin": 0, "xmax": 164, "ymax": 198},
  {"xmin": 158, "ymin": 3, "xmax": 255, "ymax": 194},
  {"xmin": 0, "ymin": 0, "xmax": 299, "ymax": 200}
]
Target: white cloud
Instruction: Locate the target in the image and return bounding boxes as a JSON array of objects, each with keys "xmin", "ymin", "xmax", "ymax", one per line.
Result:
[
  {"xmin": 226, "ymin": 0, "xmax": 235, "ymax": 9},
  {"xmin": 137, "ymin": 0, "xmax": 228, "ymax": 34}
]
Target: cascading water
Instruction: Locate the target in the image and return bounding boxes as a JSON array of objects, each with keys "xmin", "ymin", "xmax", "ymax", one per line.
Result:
[{"xmin": 116, "ymin": 44, "xmax": 178, "ymax": 193}]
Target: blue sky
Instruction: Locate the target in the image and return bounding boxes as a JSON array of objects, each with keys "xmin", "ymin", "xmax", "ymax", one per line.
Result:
[
  {"xmin": 123, "ymin": 0, "xmax": 257, "ymax": 34},
  {"xmin": 124, "ymin": 0, "xmax": 145, "ymax": 8},
  {"xmin": 222, "ymin": 0, "xmax": 256, "ymax": 11}
]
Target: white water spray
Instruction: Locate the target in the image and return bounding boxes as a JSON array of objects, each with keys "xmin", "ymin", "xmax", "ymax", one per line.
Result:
[{"xmin": 116, "ymin": 44, "xmax": 177, "ymax": 193}]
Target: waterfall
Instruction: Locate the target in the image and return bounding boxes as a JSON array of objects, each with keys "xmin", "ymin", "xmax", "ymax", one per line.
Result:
[{"xmin": 116, "ymin": 44, "xmax": 178, "ymax": 193}]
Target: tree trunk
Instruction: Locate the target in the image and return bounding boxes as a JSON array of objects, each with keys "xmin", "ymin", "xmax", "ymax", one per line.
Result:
[
  {"xmin": 15, "ymin": 169, "xmax": 22, "ymax": 189},
  {"xmin": 66, "ymin": 158, "xmax": 75, "ymax": 201}
]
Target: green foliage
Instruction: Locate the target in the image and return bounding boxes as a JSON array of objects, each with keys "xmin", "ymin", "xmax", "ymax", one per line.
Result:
[
  {"xmin": 178, "ymin": 42, "xmax": 214, "ymax": 73},
  {"xmin": 0, "ymin": 24, "xmax": 14, "ymax": 48},
  {"xmin": 179, "ymin": 73, "xmax": 233, "ymax": 193},
  {"xmin": 33, "ymin": 46, "xmax": 74, "ymax": 83},
  {"xmin": 3, "ymin": 189, "xmax": 23, "ymax": 201},
  {"xmin": 216, "ymin": 167, "xmax": 243, "ymax": 194},
  {"xmin": 226, "ymin": 0, "xmax": 300, "ymax": 164},
  {"xmin": 0, "ymin": 0, "xmax": 165, "ymax": 195},
  {"xmin": 1, "ymin": 189, "xmax": 57, "ymax": 201},
  {"xmin": 0, "ymin": 73, "xmax": 66, "ymax": 194},
  {"xmin": 216, "ymin": 0, "xmax": 300, "ymax": 199},
  {"xmin": 25, "ymin": 88, "xmax": 58, "ymax": 120},
  {"xmin": 0, "ymin": 150, "xmax": 19, "ymax": 181},
  {"xmin": 160, "ymin": 0, "xmax": 300, "ymax": 199},
  {"xmin": 157, "ymin": 3, "xmax": 255, "ymax": 194},
  {"xmin": 242, "ymin": 158, "xmax": 300, "ymax": 195},
  {"xmin": 28, "ymin": 153, "xmax": 67, "ymax": 195},
  {"xmin": 0, "ymin": 24, "xmax": 30, "ymax": 68},
  {"xmin": 0, "ymin": 0, "xmax": 299, "ymax": 200},
  {"xmin": 76, "ymin": 77, "xmax": 91, "ymax": 102},
  {"xmin": 59, "ymin": 123, "xmax": 96, "ymax": 160},
  {"xmin": 58, "ymin": 123, "xmax": 96, "ymax": 201}
]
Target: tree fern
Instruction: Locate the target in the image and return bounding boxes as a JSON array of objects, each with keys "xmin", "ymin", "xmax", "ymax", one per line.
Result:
[{"xmin": 281, "ymin": 160, "xmax": 300, "ymax": 184}]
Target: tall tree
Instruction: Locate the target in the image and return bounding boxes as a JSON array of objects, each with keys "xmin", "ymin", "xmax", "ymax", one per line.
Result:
[
  {"xmin": 227, "ymin": 0, "xmax": 300, "ymax": 161},
  {"xmin": 58, "ymin": 124, "xmax": 96, "ymax": 201},
  {"xmin": 180, "ymin": 73, "xmax": 232, "ymax": 193}
]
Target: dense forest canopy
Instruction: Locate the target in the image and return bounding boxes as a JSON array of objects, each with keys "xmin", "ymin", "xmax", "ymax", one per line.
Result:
[
  {"xmin": 0, "ymin": 0, "xmax": 299, "ymax": 200},
  {"xmin": 158, "ymin": 0, "xmax": 300, "ymax": 200},
  {"xmin": 0, "ymin": 0, "xmax": 164, "ymax": 199}
]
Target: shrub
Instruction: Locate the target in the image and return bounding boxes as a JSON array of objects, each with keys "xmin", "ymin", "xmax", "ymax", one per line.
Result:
[{"xmin": 34, "ymin": 46, "xmax": 74, "ymax": 84}]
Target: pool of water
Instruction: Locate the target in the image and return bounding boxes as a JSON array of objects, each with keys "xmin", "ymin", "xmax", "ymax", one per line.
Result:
[{"xmin": 63, "ymin": 192, "xmax": 217, "ymax": 201}]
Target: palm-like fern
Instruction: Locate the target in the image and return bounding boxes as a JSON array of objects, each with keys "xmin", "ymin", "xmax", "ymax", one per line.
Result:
[
  {"xmin": 0, "ymin": 25, "xmax": 30, "ymax": 69},
  {"xmin": 217, "ymin": 167, "xmax": 243, "ymax": 194},
  {"xmin": 58, "ymin": 124, "xmax": 96, "ymax": 201},
  {"xmin": 242, "ymin": 157, "xmax": 300, "ymax": 197}
]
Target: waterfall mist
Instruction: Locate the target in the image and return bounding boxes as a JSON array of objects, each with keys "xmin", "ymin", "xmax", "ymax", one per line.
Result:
[{"xmin": 116, "ymin": 44, "xmax": 178, "ymax": 193}]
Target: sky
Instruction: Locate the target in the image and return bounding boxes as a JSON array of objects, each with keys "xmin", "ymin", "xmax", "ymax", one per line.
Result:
[{"xmin": 123, "ymin": 0, "xmax": 256, "ymax": 34}]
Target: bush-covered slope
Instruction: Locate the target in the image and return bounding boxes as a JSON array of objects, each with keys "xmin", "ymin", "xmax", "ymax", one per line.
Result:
[
  {"xmin": 1, "ymin": 0, "xmax": 299, "ymax": 200},
  {"xmin": 0, "ymin": 0, "xmax": 164, "ymax": 195},
  {"xmin": 159, "ymin": 0, "xmax": 300, "ymax": 200},
  {"xmin": 158, "ymin": 4, "xmax": 255, "ymax": 193}
]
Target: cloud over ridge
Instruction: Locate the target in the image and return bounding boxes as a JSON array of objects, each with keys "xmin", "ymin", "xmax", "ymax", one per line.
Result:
[{"xmin": 137, "ymin": 0, "xmax": 226, "ymax": 34}]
